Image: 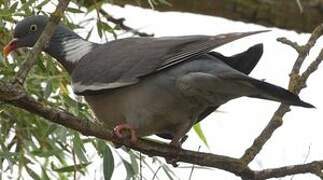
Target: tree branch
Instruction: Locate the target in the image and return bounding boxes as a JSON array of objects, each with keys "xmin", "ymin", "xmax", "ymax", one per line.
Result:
[
  {"xmin": 240, "ymin": 23, "xmax": 323, "ymax": 167},
  {"xmin": 98, "ymin": 8, "xmax": 154, "ymax": 37},
  {"xmin": 110, "ymin": 0, "xmax": 322, "ymax": 33},
  {"xmin": 1, "ymin": 79, "xmax": 323, "ymax": 179},
  {"xmin": 0, "ymin": 82, "xmax": 246, "ymax": 176},
  {"xmin": 13, "ymin": 0, "xmax": 71, "ymax": 85},
  {"xmin": 255, "ymin": 161, "xmax": 323, "ymax": 179}
]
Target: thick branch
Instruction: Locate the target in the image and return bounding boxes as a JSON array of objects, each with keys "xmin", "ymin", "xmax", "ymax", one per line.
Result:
[
  {"xmin": 109, "ymin": 0, "xmax": 322, "ymax": 33},
  {"xmin": 3, "ymin": 82, "xmax": 323, "ymax": 179},
  {"xmin": 0, "ymin": 82, "xmax": 245, "ymax": 176},
  {"xmin": 14, "ymin": 0, "xmax": 71, "ymax": 85}
]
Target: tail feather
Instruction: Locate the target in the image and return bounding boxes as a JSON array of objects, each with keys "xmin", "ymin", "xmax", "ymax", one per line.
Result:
[
  {"xmin": 209, "ymin": 43, "xmax": 263, "ymax": 75},
  {"xmin": 248, "ymin": 79, "xmax": 314, "ymax": 108}
]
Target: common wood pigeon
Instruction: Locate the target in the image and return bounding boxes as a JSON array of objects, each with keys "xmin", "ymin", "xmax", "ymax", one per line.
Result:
[{"xmin": 3, "ymin": 16, "xmax": 313, "ymax": 146}]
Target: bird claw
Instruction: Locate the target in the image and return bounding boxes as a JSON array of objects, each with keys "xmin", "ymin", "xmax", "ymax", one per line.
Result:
[
  {"xmin": 169, "ymin": 135, "xmax": 188, "ymax": 148},
  {"xmin": 113, "ymin": 124, "xmax": 137, "ymax": 143},
  {"xmin": 165, "ymin": 135, "xmax": 188, "ymax": 167}
]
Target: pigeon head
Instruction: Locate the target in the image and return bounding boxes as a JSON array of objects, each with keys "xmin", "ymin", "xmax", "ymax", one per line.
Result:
[
  {"xmin": 3, "ymin": 15, "xmax": 97, "ymax": 73},
  {"xmin": 3, "ymin": 15, "xmax": 48, "ymax": 56}
]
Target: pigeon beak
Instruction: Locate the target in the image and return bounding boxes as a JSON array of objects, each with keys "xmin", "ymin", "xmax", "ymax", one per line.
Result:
[{"xmin": 3, "ymin": 38, "xmax": 19, "ymax": 57}]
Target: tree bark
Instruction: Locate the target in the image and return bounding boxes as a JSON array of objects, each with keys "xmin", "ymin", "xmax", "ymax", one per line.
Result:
[{"xmin": 110, "ymin": 0, "xmax": 323, "ymax": 33}]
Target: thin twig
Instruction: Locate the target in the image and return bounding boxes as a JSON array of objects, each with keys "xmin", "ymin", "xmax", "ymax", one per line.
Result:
[
  {"xmin": 277, "ymin": 37, "xmax": 302, "ymax": 53},
  {"xmin": 152, "ymin": 166, "xmax": 162, "ymax": 180},
  {"xmin": 98, "ymin": 9, "xmax": 154, "ymax": 37},
  {"xmin": 291, "ymin": 24, "xmax": 323, "ymax": 76},
  {"xmin": 72, "ymin": 146, "xmax": 77, "ymax": 180},
  {"xmin": 300, "ymin": 48, "xmax": 323, "ymax": 88},
  {"xmin": 14, "ymin": 0, "xmax": 71, "ymax": 85},
  {"xmin": 188, "ymin": 146, "xmax": 201, "ymax": 180},
  {"xmin": 296, "ymin": 0, "xmax": 304, "ymax": 13},
  {"xmin": 290, "ymin": 144, "xmax": 311, "ymax": 180},
  {"xmin": 140, "ymin": 152, "xmax": 142, "ymax": 180}
]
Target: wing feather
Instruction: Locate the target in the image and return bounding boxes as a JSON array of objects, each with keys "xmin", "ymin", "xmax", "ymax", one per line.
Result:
[{"xmin": 71, "ymin": 30, "xmax": 269, "ymax": 94}]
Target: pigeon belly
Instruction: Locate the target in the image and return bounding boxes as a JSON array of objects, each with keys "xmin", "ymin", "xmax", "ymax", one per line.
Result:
[
  {"xmin": 84, "ymin": 73, "xmax": 206, "ymax": 137},
  {"xmin": 83, "ymin": 56, "xmax": 236, "ymax": 137}
]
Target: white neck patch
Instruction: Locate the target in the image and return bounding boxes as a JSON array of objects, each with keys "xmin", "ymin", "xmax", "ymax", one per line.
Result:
[{"xmin": 62, "ymin": 39, "xmax": 94, "ymax": 63}]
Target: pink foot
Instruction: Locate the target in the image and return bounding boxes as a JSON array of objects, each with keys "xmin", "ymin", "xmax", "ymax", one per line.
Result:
[{"xmin": 113, "ymin": 124, "xmax": 137, "ymax": 143}]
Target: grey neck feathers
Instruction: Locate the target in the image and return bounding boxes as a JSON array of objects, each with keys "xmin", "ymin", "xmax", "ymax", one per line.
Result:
[{"xmin": 45, "ymin": 25, "xmax": 98, "ymax": 74}]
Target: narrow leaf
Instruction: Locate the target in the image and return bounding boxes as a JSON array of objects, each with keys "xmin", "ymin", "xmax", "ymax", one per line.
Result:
[
  {"xmin": 102, "ymin": 144, "xmax": 114, "ymax": 180},
  {"xmin": 97, "ymin": 21, "xmax": 103, "ymax": 38},
  {"xmin": 161, "ymin": 166, "xmax": 174, "ymax": 180},
  {"xmin": 9, "ymin": 2, "xmax": 19, "ymax": 13},
  {"xmin": 128, "ymin": 151, "xmax": 139, "ymax": 175},
  {"xmin": 193, "ymin": 123, "xmax": 209, "ymax": 147},
  {"xmin": 52, "ymin": 162, "xmax": 91, "ymax": 173},
  {"xmin": 73, "ymin": 134, "xmax": 88, "ymax": 163},
  {"xmin": 25, "ymin": 166, "xmax": 42, "ymax": 180},
  {"xmin": 122, "ymin": 159, "xmax": 135, "ymax": 180},
  {"xmin": 36, "ymin": 0, "xmax": 50, "ymax": 9},
  {"xmin": 67, "ymin": 7, "xmax": 84, "ymax": 14}
]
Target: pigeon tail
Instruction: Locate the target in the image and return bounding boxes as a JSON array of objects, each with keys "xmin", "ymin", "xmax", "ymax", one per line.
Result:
[
  {"xmin": 209, "ymin": 43, "xmax": 263, "ymax": 75},
  {"xmin": 248, "ymin": 79, "xmax": 314, "ymax": 108}
]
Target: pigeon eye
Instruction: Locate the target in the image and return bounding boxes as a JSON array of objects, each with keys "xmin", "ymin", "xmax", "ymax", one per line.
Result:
[{"xmin": 30, "ymin": 24, "xmax": 38, "ymax": 32}]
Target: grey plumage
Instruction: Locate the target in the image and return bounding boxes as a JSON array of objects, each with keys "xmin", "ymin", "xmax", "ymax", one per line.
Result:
[
  {"xmin": 71, "ymin": 31, "xmax": 269, "ymax": 94},
  {"xmin": 6, "ymin": 15, "xmax": 314, "ymax": 145}
]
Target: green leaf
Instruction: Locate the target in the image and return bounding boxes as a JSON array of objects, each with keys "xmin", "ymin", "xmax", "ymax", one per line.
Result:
[
  {"xmin": 44, "ymin": 80, "xmax": 52, "ymax": 99},
  {"xmin": 102, "ymin": 144, "xmax": 114, "ymax": 180},
  {"xmin": 41, "ymin": 167, "xmax": 50, "ymax": 180},
  {"xmin": 9, "ymin": 2, "xmax": 18, "ymax": 13},
  {"xmin": 0, "ymin": 151, "xmax": 19, "ymax": 159},
  {"xmin": 97, "ymin": 21, "xmax": 103, "ymax": 38},
  {"xmin": 85, "ymin": 27, "xmax": 94, "ymax": 40},
  {"xmin": 67, "ymin": 7, "xmax": 84, "ymax": 14},
  {"xmin": 73, "ymin": 133, "xmax": 88, "ymax": 163},
  {"xmin": 193, "ymin": 123, "xmax": 209, "ymax": 147},
  {"xmin": 36, "ymin": 0, "xmax": 50, "ymax": 9},
  {"xmin": 25, "ymin": 166, "xmax": 42, "ymax": 180},
  {"xmin": 161, "ymin": 165, "xmax": 174, "ymax": 180},
  {"xmin": 36, "ymin": 57, "xmax": 47, "ymax": 72},
  {"xmin": 19, "ymin": 0, "xmax": 36, "ymax": 11},
  {"xmin": 100, "ymin": 21, "xmax": 113, "ymax": 32},
  {"xmin": 0, "ymin": 9, "xmax": 11, "ymax": 17},
  {"xmin": 52, "ymin": 162, "xmax": 91, "ymax": 173},
  {"xmin": 122, "ymin": 159, "xmax": 135, "ymax": 180},
  {"xmin": 129, "ymin": 151, "xmax": 139, "ymax": 175},
  {"xmin": 30, "ymin": 148, "xmax": 63, "ymax": 158}
]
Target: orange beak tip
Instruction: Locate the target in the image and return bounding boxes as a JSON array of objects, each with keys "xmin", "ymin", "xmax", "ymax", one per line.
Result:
[
  {"xmin": 3, "ymin": 39, "xmax": 18, "ymax": 57},
  {"xmin": 3, "ymin": 45, "xmax": 11, "ymax": 57}
]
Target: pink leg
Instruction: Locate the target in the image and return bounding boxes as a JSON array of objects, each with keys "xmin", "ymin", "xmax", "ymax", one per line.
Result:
[{"xmin": 113, "ymin": 124, "xmax": 137, "ymax": 143}]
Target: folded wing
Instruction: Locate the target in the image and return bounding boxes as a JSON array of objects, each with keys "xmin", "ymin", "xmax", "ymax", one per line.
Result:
[{"xmin": 71, "ymin": 31, "xmax": 269, "ymax": 95}]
